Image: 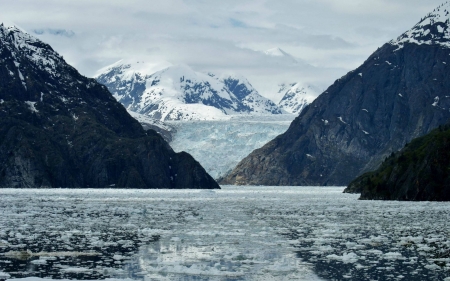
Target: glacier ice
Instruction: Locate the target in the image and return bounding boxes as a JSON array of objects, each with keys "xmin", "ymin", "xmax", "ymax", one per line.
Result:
[{"xmin": 168, "ymin": 114, "xmax": 296, "ymax": 179}]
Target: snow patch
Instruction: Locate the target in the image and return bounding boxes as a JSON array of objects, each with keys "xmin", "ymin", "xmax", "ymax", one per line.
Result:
[
  {"xmin": 25, "ymin": 101, "xmax": 38, "ymax": 113},
  {"xmin": 338, "ymin": 116, "xmax": 347, "ymax": 124},
  {"xmin": 390, "ymin": 2, "xmax": 450, "ymax": 50},
  {"xmin": 432, "ymin": 96, "xmax": 439, "ymax": 106}
]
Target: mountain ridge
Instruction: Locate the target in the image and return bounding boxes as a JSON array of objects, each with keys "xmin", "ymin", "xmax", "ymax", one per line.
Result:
[
  {"xmin": 220, "ymin": 3, "xmax": 450, "ymax": 186},
  {"xmin": 0, "ymin": 24, "xmax": 219, "ymax": 189},
  {"xmin": 96, "ymin": 62, "xmax": 283, "ymax": 121}
]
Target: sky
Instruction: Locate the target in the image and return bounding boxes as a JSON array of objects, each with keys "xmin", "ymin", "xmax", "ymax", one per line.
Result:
[{"xmin": 0, "ymin": 0, "xmax": 444, "ymax": 101}]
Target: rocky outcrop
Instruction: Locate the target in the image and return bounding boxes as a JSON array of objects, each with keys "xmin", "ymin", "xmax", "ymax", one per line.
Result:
[
  {"xmin": 0, "ymin": 25, "xmax": 219, "ymax": 189},
  {"xmin": 345, "ymin": 124, "xmax": 450, "ymax": 201},
  {"xmin": 220, "ymin": 3, "xmax": 450, "ymax": 186}
]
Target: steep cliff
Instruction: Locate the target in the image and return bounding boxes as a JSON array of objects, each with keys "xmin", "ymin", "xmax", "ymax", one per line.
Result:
[
  {"xmin": 0, "ymin": 25, "xmax": 219, "ymax": 189},
  {"xmin": 221, "ymin": 3, "xmax": 450, "ymax": 186}
]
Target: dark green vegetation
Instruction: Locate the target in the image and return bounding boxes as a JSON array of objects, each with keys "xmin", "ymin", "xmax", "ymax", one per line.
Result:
[
  {"xmin": 0, "ymin": 25, "xmax": 219, "ymax": 189},
  {"xmin": 345, "ymin": 124, "xmax": 450, "ymax": 201}
]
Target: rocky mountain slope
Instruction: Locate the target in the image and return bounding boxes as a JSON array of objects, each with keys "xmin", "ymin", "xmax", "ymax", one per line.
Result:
[
  {"xmin": 277, "ymin": 82, "xmax": 319, "ymax": 114},
  {"xmin": 0, "ymin": 25, "xmax": 219, "ymax": 189},
  {"xmin": 345, "ymin": 123, "xmax": 450, "ymax": 201},
  {"xmin": 220, "ymin": 2, "xmax": 450, "ymax": 186},
  {"xmin": 96, "ymin": 61, "xmax": 282, "ymax": 121}
]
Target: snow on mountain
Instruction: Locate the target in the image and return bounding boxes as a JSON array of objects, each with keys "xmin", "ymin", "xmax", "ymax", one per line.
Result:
[
  {"xmin": 277, "ymin": 82, "xmax": 320, "ymax": 114},
  {"xmin": 96, "ymin": 61, "xmax": 283, "ymax": 121},
  {"xmin": 390, "ymin": 2, "xmax": 450, "ymax": 49},
  {"xmin": 0, "ymin": 25, "xmax": 63, "ymax": 79},
  {"xmin": 264, "ymin": 47, "xmax": 299, "ymax": 64},
  {"xmin": 0, "ymin": 24, "xmax": 219, "ymax": 189},
  {"xmin": 219, "ymin": 73, "xmax": 282, "ymax": 114}
]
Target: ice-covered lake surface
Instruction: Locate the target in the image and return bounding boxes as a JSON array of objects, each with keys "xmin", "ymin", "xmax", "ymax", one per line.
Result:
[
  {"xmin": 0, "ymin": 186, "xmax": 449, "ymax": 281},
  {"xmin": 167, "ymin": 114, "xmax": 295, "ymax": 179}
]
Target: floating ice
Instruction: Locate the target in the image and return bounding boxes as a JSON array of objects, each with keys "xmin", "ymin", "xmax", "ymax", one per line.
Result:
[{"xmin": 0, "ymin": 187, "xmax": 448, "ymax": 281}]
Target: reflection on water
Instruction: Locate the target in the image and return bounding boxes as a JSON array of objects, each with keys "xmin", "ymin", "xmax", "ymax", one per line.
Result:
[
  {"xmin": 0, "ymin": 188, "xmax": 319, "ymax": 281},
  {"xmin": 0, "ymin": 187, "xmax": 449, "ymax": 281}
]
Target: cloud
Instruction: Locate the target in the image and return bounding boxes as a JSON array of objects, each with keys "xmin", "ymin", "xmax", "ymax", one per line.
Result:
[
  {"xmin": 229, "ymin": 18, "xmax": 248, "ymax": 28},
  {"xmin": 33, "ymin": 28, "xmax": 75, "ymax": 37},
  {"xmin": 0, "ymin": 0, "xmax": 445, "ymax": 101}
]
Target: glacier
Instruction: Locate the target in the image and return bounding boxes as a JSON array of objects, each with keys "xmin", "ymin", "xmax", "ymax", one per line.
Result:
[{"xmin": 168, "ymin": 114, "xmax": 296, "ymax": 179}]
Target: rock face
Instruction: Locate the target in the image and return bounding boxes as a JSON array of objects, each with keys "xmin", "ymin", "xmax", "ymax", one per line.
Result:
[
  {"xmin": 96, "ymin": 61, "xmax": 282, "ymax": 121},
  {"xmin": 277, "ymin": 82, "xmax": 319, "ymax": 114},
  {"xmin": 0, "ymin": 25, "xmax": 219, "ymax": 189},
  {"xmin": 220, "ymin": 3, "xmax": 450, "ymax": 186},
  {"xmin": 345, "ymin": 124, "xmax": 450, "ymax": 201}
]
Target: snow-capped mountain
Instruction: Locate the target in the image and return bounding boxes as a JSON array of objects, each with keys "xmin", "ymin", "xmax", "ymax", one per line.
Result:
[
  {"xmin": 264, "ymin": 47, "xmax": 299, "ymax": 64},
  {"xmin": 96, "ymin": 61, "xmax": 283, "ymax": 121},
  {"xmin": 390, "ymin": 2, "xmax": 450, "ymax": 49},
  {"xmin": 277, "ymin": 83, "xmax": 320, "ymax": 114},
  {"xmin": 0, "ymin": 24, "xmax": 218, "ymax": 189},
  {"xmin": 221, "ymin": 2, "xmax": 450, "ymax": 186}
]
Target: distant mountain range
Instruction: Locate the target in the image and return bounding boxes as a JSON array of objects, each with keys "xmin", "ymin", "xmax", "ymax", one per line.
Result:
[
  {"xmin": 96, "ymin": 61, "xmax": 289, "ymax": 121},
  {"xmin": 220, "ymin": 2, "xmax": 450, "ymax": 188},
  {"xmin": 95, "ymin": 47, "xmax": 322, "ymax": 121},
  {"xmin": 0, "ymin": 24, "xmax": 219, "ymax": 189}
]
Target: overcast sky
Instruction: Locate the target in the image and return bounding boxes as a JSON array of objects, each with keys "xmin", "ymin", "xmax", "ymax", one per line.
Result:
[{"xmin": 1, "ymin": 0, "xmax": 444, "ymax": 100}]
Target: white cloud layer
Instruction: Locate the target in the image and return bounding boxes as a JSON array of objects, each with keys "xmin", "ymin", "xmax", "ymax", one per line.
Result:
[{"xmin": 0, "ymin": 0, "xmax": 443, "ymax": 100}]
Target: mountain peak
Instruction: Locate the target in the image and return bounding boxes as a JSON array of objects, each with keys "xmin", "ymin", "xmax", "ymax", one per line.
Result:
[
  {"xmin": 264, "ymin": 47, "xmax": 299, "ymax": 65},
  {"xmin": 94, "ymin": 59, "xmax": 171, "ymax": 79},
  {"xmin": 0, "ymin": 26, "xmax": 219, "ymax": 189},
  {"xmin": 277, "ymin": 82, "xmax": 319, "ymax": 114},
  {"xmin": 390, "ymin": 2, "xmax": 450, "ymax": 49},
  {"xmin": 264, "ymin": 47, "xmax": 289, "ymax": 57},
  {"xmin": 96, "ymin": 61, "xmax": 283, "ymax": 121}
]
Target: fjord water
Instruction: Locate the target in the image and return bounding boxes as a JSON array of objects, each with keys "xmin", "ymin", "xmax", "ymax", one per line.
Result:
[{"xmin": 0, "ymin": 187, "xmax": 449, "ymax": 281}]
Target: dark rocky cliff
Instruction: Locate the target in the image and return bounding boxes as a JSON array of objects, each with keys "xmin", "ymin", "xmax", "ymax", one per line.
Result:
[
  {"xmin": 345, "ymin": 123, "xmax": 450, "ymax": 201},
  {"xmin": 0, "ymin": 25, "xmax": 219, "ymax": 189},
  {"xmin": 220, "ymin": 3, "xmax": 450, "ymax": 186}
]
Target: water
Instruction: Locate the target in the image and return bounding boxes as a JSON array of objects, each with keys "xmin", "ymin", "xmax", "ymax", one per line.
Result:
[{"xmin": 0, "ymin": 187, "xmax": 449, "ymax": 281}]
